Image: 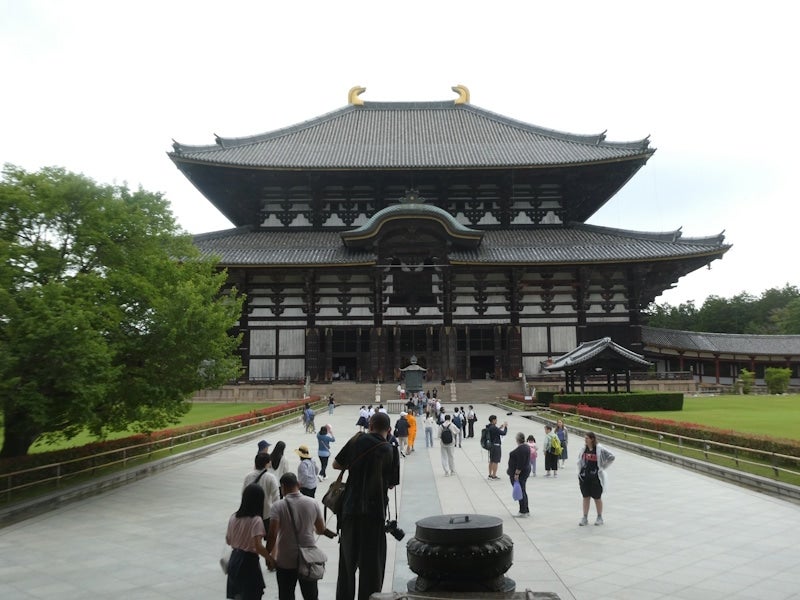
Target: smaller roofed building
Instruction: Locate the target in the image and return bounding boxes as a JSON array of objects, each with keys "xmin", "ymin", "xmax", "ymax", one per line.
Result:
[{"xmin": 545, "ymin": 337, "xmax": 651, "ymax": 393}]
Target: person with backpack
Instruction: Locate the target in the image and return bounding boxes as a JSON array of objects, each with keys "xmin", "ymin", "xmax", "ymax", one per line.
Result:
[
  {"xmin": 438, "ymin": 414, "xmax": 457, "ymax": 476},
  {"xmin": 485, "ymin": 415, "xmax": 508, "ymax": 480},
  {"xmin": 555, "ymin": 419, "xmax": 569, "ymax": 468},
  {"xmin": 451, "ymin": 410, "xmax": 463, "ymax": 448},
  {"xmin": 544, "ymin": 424, "xmax": 561, "ymax": 477}
]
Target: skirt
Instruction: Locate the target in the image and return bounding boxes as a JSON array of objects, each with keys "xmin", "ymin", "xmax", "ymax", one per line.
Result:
[{"xmin": 226, "ymin": 548, "xmax": 265, "ymax": 599}]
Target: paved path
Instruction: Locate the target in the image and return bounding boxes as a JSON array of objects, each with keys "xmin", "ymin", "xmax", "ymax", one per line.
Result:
[{"xmin": 1, "ymin": 404, "xmax": 799, "ymax": 599}]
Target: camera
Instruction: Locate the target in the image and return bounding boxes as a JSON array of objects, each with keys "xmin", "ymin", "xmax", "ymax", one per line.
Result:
[{"xmin": 385, "ymin": 519, "xmax": 405, "ymax": 541}]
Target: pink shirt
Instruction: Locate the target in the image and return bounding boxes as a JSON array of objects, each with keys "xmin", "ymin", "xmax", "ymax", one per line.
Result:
[{"xmin": 226, "ymin": 514, "xmax": 265, "ymax": 553}]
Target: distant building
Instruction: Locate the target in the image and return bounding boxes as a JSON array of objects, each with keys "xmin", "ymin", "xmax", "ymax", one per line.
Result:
[{"xmin": 170, "ymin": 86, "xmax": 729, "ymax": 383}]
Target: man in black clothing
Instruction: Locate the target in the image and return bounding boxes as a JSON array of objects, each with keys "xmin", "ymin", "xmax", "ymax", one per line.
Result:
[
  {"xmin": 333, "ymin": 412, "xmax": 400, "ymax": 600},
  {"xmin": 486, "ymin": 414, "xmax": 508, "ymax": 480}
]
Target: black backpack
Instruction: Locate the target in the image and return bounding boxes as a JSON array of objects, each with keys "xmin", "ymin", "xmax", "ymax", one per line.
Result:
[
  {"xmin": 480, "ymin": 426, "xmax": 491, "ymax": 450},
  {"xmin": 440, "ymin": 424, "xmax": 454, "ymax": 445}
]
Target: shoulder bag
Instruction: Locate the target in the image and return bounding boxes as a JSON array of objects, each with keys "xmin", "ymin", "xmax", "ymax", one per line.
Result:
[{"xmin": 285, "ymin": 498, "xmax": 327, "ymax": 581}]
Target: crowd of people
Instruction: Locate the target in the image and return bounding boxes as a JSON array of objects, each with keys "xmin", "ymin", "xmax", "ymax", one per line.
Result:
[{"xmin": 224, "ymin": 394, "xmax": 615, "ymax": 600}]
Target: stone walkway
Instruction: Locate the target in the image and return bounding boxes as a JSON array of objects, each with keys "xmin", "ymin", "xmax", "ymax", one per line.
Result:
[{"xmin": 1, "ymin": 404, "xmax": 799, "ymax": 599}]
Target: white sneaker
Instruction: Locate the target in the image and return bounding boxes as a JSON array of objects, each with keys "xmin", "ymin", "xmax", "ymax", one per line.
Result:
[
  {"xmin": 595, "ymin": 516, "xmax": 604, "ymax": 526},
  {"xmin": 579, "ymin": 516, "xmax": 589, "ymax": 526}
]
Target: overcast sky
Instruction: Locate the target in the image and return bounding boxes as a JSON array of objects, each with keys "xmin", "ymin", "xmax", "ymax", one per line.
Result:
[{"xmin": 2, "ymin": 0, "xmax": 797, "ymax": 307}]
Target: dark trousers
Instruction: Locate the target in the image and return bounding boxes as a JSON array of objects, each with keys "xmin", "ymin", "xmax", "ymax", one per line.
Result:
[
  {"xmin": 319, "ymin": 455, "xmax": 329, "ymax": 477},
  {"xmin": 276, "ymin": 566, "xmax": 318, "ymax": 600},
  {"xmin": 510, "ymin": 472, "xmax": 530, "ymax": 513},
  {"xmin": 336, "ymin": 515, "xmax": 387, "ymax": 600},
  {"xmin": 300, "ymin": 487, "xmax": 316, "ymax": 498},
  {"xmin": 545, "ymin": 451, "xmax": 559, "ymax": 472},
  {"xmin": 468, "ymin": 419, "xmax": 475, "ymax": 437}
]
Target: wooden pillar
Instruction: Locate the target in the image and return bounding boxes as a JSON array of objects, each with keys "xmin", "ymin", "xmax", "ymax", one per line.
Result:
[
  {"xmin": 494, "ymin": 326, "xmax": 502, "ymax": 380},
  {"xmin": 393, "ymin": 326, "xmax": 401, "ymax": 381},
  {"xmin": 370, "ymin": 327, "xmax": 385, "ymax": 382},
  {"xmin": 305, "ymin": 328, "xmax": 321, "ymax": 382},
  {"xmin": 324, "ymin": 328, "xmax": 333, "ymax": 382},
  {"xmin": 714, "ymin": 354, "xmax": 721, "ymax": 384}
]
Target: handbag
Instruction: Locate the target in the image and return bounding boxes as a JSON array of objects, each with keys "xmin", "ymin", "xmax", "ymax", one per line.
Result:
[
  {"xmin": 285, "ymin": 498, "xmax": 327, "ymax": 581},
  {"xmin": 321, "ymin": 470, "xmax": 346, "ymax": 517},
  {"xmin": 512, "ymin": 480, "xmax": 523, "ymax": 501},
  {"xmin": 220, "ymin": 544, "xmax": 232, "ymax": 575}
]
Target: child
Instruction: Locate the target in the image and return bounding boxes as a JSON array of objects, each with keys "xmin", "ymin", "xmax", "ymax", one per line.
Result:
[{"xmin": 526, "ymin": 435, "xmax": 538, "ymax": 477}]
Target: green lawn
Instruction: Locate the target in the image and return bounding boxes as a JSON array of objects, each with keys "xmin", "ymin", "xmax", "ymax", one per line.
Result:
[
  {"xmin": 12, "ymin": 403, "xmax": 276, "ymax": 454},
  {"xmin": 633, "ymin": 394, "xmax": 800, "ymax": 440}
]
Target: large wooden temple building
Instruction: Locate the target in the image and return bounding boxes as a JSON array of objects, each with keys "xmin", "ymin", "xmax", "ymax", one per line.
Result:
[{"xmin": 169, "ymin": 85, "xmax": 730, "ymax": 384}]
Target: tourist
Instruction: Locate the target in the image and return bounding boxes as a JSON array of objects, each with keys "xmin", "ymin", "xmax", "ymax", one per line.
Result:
[
  {"xmin": 466, "ymin": 405, "xmax": 477, "ymax": 438},
  {"xmin": 459, "ymin": 406, "xmax": 468, "ymax": 439},
  {"xmin": 439, "ymin": 414, "xmax": 457, "ymax": 476},
  {"xmin": 577, "ymin": 432, "xmax": 615, "ymax": 526},
  {"xmin": 507, "ymin": 432, "xmax": 532, "ymax": 517},
  {"xmin": 486, "ymin": 415, "xmax": 508, "ymax": 480},
  {"xmin": 295, "ymin": 445, "xmax": 319, "ymax": 497},
  {"xmin": 225, "ymin": 484, "xmax": 270, "ymax": 600},
  {"xmin": 356, "ymin": 405, "xmax": 369, "ymax": 432},
  {"xmin": 556, "ymin": 419, "xmax": 569, "ymax": 467},
  {"xmin": 526, "ymin": 434, "xmax": 538, "ymax": 477},
  {"xmin": 257, "ymin": 439, "xmax": 271, "ymax": 454},
  {"xmin": 328, "ymin": 393, "xmax": 336, "ymax": 415},
  {"xmin": 423, "ymin": 411, "xmax": 436, "ymax": 448},
  {"xmin": 242, "ymin": 453, "xmax": 280, "ymax": 536},
  {"xmin": 316, "ymin": 425, "xmax": 335, "ymax": 481},
  {"xmin": 406, "ymin": 409, "xmax": 418, "ymax": 453},
  {"xmin": 451, "ymin": 409, "xmax": 463, "ymax": 448},
  {"xmin": 303, "ymin": 403, "xmax": 316, "ymax": 433},
  {"xmin": 268, "ymin": 441, "xmax": 291, "ymax": 480},
  {"xmin": 543, "ymin": 424, "xmax": 559, "ymax": 477},
  {"xmin": 266, "ymin": 473, "xmax": 337, "ymax": 600},
  {"xmin": 333, "ymin": 412, "xmax": 399, "ymax": 600},
  {"xmin": 393, "ymin": 412, "xmax": 410, "ymax": 455}
]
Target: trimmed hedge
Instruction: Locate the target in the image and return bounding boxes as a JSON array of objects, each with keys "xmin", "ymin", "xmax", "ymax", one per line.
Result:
[
  {"xmin": 553, "ymin": 403, "xmax": 800, "ymax": 460},
  {"xmin": 554, "ymin": 392, "xmax": 683, "ymax": 412},
  {"xmin": 0, "ymin": 397, "xmax": 319, "ymax": 479}
]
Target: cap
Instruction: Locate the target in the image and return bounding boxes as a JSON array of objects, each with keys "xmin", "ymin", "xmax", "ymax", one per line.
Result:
[{"xmin": 257, "ymin": 440, "xmax": 270, "ymax": 452}]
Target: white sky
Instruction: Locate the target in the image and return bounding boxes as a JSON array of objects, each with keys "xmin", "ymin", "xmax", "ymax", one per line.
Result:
[{"xmin": 2, "ymin": 0, "xmax": 797, "ymax": 307}]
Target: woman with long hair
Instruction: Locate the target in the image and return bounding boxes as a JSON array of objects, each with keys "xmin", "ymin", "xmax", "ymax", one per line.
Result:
[
  {"xmin": 268, "ymin": 441, "xmax": 290, "ymax": 479},
  {"xmin": 226, "ymin": 483, "xmax": 270, "ymax": 599},
  {"xmin": 577, "ymin": 432, "xmax": 615, "ymax": 526}
]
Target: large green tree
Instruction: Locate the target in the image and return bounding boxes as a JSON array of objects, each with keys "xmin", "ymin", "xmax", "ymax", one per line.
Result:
[{"xmin": 0, "ymin": 165, "xmax": 243, "ymax": 457}]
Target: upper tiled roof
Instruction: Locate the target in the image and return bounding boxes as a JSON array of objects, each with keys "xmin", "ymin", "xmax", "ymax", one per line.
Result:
[
  {"xmin": 641, "ymin": 326, "xmax": 800, "ymax": 356},
  {"xmin": 170, "ymin": 101, "xmax": 653, "ymax": 170},
  {"xmin": 193, "ymin": 224, "xmax": 728, "ymax": 267}
]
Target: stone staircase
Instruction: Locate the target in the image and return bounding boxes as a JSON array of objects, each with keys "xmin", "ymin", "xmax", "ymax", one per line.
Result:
[{"xmin": 441, "ymin": 379, "xmax": 522, "ymax": 407}]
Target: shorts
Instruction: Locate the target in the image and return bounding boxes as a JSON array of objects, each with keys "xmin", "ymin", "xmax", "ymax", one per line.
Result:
[
  {"xmin": 579, "ymin": 476, "xmax": 603, "ymax": 499},
  {"xmin": 489, "ymin": 445, "xmax": 502, "ymax": 463}
]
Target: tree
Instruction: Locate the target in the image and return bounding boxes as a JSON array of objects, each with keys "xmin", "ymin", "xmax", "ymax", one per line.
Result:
[
  {"xmin": 764, "ymin": 367, "xmax": 791, "ymax": 394},
  {"xmin": 0, "ymin": 165, "xmax": 244, "ymax": 457}
]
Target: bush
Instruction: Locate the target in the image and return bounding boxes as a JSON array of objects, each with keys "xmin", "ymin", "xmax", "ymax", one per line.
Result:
[{"xmin": 765, "ymin": 367, "xmax": 791, "ymax": 394}]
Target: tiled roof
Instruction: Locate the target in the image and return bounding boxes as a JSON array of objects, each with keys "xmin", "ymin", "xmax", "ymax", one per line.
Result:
[
  {"xmin": 642, "ymin": 326, "xmax": 800, "ymax": 356},
  {"xmin": 193, "ymin": 224, "xmax": 728, "ymax": 267},
  {"xmin": 545, "ymin": 337, "xmax": 651, "ymax": 371},
  {"xmin": 170, "ymin": 101, "xmax": 653, "ymax": 170}
]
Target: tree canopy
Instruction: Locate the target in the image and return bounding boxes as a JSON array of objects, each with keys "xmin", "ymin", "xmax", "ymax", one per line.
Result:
[
  {"xmin": 0, "ymin": 165, "xmax": 244, "ymax": 457},
  {"xmin": 645, "ymin": 285, "xmax": 800, "ymax": 334}
]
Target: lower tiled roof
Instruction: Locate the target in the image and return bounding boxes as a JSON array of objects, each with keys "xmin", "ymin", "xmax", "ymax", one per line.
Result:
[{"xmin": 193, "ymin": 224, "xmax": 728, "ymax": 266}]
